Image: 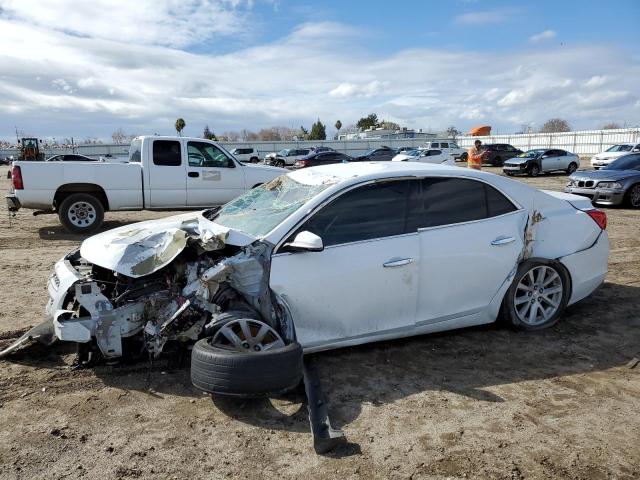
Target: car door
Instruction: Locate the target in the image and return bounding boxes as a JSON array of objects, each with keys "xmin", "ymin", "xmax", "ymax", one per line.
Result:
[
  {"xmin": 410, "ymin": 177, "xmax": 527, "ymax": 326},
  {"xmin": 540, "ymin": 150, "xmax": 561, "ymax": 171},
  {"xmin": 269, "ymin": 180, "xmax": 419, "ymax": 350},
  {"xmin": 418, "ymin": 149, "xmax": 444, "ymax": 164},
  {"xmin": 186, "ymin": 141, "xmax": 246, "ymax": 207},
  {"xmin": 148, "ymin": 139, "xmax": 187, "ymax": 207}
]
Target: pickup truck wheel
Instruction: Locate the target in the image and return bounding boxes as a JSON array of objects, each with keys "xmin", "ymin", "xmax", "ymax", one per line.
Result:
[
  {"xmin": 58, "ymin": 193, "xmax": 104, "ymax": 234},
  {"xmin": 191, "ymin": 318, "xmax": 303, "ymax": 397}
]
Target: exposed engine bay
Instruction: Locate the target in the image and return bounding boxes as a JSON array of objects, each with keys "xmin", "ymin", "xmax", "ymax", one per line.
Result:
[{"xmin": 0, "ymin": 214, "xmax": 292, "ymax": 362}]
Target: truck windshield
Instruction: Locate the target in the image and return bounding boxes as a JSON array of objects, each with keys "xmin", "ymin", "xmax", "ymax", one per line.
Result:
[
  {"xmin": 205, "ymin": 175, "xmax": 333, "ymax": 237},
  {"xmin": 128, "ymin": 139, "xmax": 142, "ymax": 163}
]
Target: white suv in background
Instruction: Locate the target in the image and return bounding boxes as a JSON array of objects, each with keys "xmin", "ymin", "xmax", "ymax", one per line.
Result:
[
  {"xmin": 424, "ymin": 140, "xmax": 466, "ymax": 161},
  {"xmin": 229, "ymin": 147, "xmax": 261, "ymax": 163},
  {"xmin": 591, "ymin": 143, "xmax": 640, "ymax": 169}
]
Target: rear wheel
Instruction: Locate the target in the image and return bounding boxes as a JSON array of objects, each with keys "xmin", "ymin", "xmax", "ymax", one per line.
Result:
[
  {"xmin": 626, "ymin": 184, "xmax": 640, "ymax": 208},
  {"xmin": 566, "ymin": 162, "xmax": 578, "ymax": 174},
  {"xmin": 502, "ymin": 260, "xmax": 570, "ymax": 331},
  {"xmin": 528, "ymin": 164, "xmax": 540, "ymax": 177},
  {"xmin": 58, "ymin": 193, "xmax": 104, "ymax": 234}
]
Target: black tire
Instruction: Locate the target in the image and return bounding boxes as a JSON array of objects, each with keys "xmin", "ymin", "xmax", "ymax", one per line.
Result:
[
  {"xmin": 460, "ymin": 152, "xmax": 467, "ymax": 162},
  {"xmin": 276, "ymin": 159, "xmax": 285, "ymax": 168},
  {"xmin": 501, "ymin": 259, "xmax": 571, "ymax": 331},
  {"xmin": 626, "ymin": 184, "xmax": 640, "ymax": 208},
  {"xmin": 250, "ymin": 157, "xmax": 259, "ymax": 163},
  {"xmin": 566, "ymin": 162, "xmax": 578, "ymax": 174},
  {"xmin": 191, "ymin": 337, "xmax": 303, "ymax": 397},
  {"xmin": 494, "ymin": 156, "xmax": 503, "ymax": 167},
  {"xmin": 528, "ymin": 164, "xmax": 540, "ymax": 177},
  {"xmin": 58, "ymin": 193, "xmax": 104, "ymax": 234}
]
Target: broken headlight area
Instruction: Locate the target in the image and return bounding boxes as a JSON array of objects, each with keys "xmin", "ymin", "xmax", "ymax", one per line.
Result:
[{"xmin": 36, "ymin": 238, "xmax": 286, "ymax": 364}]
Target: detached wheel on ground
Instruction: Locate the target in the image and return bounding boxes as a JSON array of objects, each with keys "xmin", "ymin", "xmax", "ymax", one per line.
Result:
[
  {"xmin": 502, "ymin": 260, "xmax": 571, "ymax": 331},
  {"xmin": 191, "ymin": 316, "xmax": 303, "ymax": 397},
  {"xmin": 566, "ymin": 162, "xmax": 578, "ymax": 174},
  {"xmin": 626, "ymin": 184, "xmax": 640, "ymax": 208},
  {"xmin": 58, "ymin": 193, "xmax": 104, "ymax": 234}
]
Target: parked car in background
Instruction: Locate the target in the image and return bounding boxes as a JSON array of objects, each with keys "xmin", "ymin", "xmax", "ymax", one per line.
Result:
[
  {"xmin": 6, "ymin": 136, "xmax": 284, "ymax": 233},
  {"xmin": 352, "ymin": 146, "xmax": 396, "ymax": 162},
  {"xmin": 308, "ymin": 146, "xmax": 334, "ymax": 154},
  {"xmin": 565, "ymin": 153, "xmax": 640, "ymax": 208},
  {"xmin": 424, "ymin": 140, "xmax": 466, "ymax": 162},
  {"xmin": 396, "ymin": 146, "xmax": 414, "ymax": 154},
  {"xmin": 229, "ymin": 147, "xmax": 261, "ymax": 163},
  {"xmin": 293, "ymin": 151, "xmax": 352, "ymax": 169},
  {"xmin": 392, "ymin": 149, "xmax": 455, "ymax": 166},
  {"xmin": 591, "ymin": 143, "xmax": 640, "ymax": 170},
  {"xmin": 503, "ymin": 149, "xmax": 579, "ymax": 177},
  {"xmin": 46, "ymin": 154, "xmax": 100, "ymax": 162},
  {"xmin": 266, "ymin": 148, "xmax": 311, "ymax": 167},
  {"xmin": 1, "ymin": 156, "xmax": 14, "ymax": 165},
  {"xmin": 479, "ymin": 144, "xmax": 523, "ymax": 166}
]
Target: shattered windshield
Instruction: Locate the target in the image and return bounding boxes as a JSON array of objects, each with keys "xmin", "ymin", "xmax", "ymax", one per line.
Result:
[
  {"xmin": 205, "ymin": 175, "xmax": 334, "ymax": 237},
  {"xmin": 518, "ymin": 149, "xmax": 546, "ymax": 158}
]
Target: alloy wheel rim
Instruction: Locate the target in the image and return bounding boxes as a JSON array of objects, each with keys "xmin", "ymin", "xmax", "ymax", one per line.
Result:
[
  {"xmin": 67, "ymin": 201, "xmax": 96, "ymax": 228},
  {"xmin": 211, "ymin": 319, "xmax": 284, "ymax": 353},
  {"xmin": 514, "ymin": 265, "xmax": 563, "ymax": 326}
]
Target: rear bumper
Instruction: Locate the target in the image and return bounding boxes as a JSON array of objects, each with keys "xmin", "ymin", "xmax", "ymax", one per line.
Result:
[
  {"xmin": 5, "ymin": 194, "xmax": 20, "ymax": 211},
  {"xmin": 563, "ymin": 187, "xmax": 625, "ymax": 206},
  {"xmin": 559, "ymin": 231, "xmax": 609, "ymax": 306}
]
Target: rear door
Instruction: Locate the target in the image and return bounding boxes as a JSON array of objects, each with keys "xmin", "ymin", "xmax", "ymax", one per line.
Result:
[
  {"xmin": 148, "ymin": 139, "xmax": 187, "ymax": 207},
  {"xmin": 410, "ymin": 177, "xmax": 527, "ymax": 325},
  {"xmin": 186, "ymin": 141, "xmax": 246, "ymax": 207}
]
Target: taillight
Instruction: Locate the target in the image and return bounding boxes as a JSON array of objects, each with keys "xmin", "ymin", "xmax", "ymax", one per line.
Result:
[
  {"xmin": 11, "ymin": 165, "xmax": 23, "ymax": 190},
  {"xmin": 586, "ymin": 209, "xmax": 607, "ymax": 230},
  {"xmin": 298, "ymin": 160, "xmax": 310, "ymax": 167}
]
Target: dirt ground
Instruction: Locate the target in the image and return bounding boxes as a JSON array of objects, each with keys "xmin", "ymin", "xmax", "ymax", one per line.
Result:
[{"xmin": 0, "ymin": 164, "xmax": 639, "ymax": 480}]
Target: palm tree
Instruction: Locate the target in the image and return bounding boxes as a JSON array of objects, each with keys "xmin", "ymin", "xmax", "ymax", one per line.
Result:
[{"xmin": 175, "ymin": 118, "xmax": 186, "ymax": 136}]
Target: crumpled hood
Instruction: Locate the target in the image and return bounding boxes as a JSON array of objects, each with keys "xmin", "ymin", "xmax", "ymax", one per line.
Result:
[{"xmin": 80, "ymin": 212, "xmax": 256, "ymax": 278}]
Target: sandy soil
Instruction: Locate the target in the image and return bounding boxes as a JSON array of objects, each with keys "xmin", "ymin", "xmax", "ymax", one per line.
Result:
[{"xmin": 0, "ymin": 164, "xmax": 639, "ymax": 479}]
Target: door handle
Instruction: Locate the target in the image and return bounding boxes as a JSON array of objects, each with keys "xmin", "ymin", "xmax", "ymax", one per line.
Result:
[
  {"xmin": 188, "ymin": 172, "xmax": 199, "ymax": 178},
  {"xmin": 491, "ymin": 236, "xmax": 516, "ymax": 246},
  {"xmin": 383, "ymin": 258, "xmax": 413, "ymax": 268}
]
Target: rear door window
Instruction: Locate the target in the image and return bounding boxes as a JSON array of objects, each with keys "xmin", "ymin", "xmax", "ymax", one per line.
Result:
[
  {"xmin": 440, "ymin": 142, "xmax": 449, "ymax": 148},
  {"xmin": 153, "ymin": 140, "xmax": 182, "ymax": 166},
  {"xmin": 407, "ymin": 178, "xmax": 516, "ymax": 230}
]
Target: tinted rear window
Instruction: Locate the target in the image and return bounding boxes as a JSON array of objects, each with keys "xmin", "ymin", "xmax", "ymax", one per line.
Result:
[{"xmin": 153, "ymin": 140, "xmax": 181, "ymax": 166}]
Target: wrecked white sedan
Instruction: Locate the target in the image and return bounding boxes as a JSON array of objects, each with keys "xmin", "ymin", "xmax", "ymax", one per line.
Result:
[{"xmin": 2, "ymin": 162, "xmax": 609, "ymax": 397}]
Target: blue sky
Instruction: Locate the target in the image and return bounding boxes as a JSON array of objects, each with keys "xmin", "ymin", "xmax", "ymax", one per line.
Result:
[{"xmin": 0, "ymin": 0, "xmax": 638, "ymax": 141}]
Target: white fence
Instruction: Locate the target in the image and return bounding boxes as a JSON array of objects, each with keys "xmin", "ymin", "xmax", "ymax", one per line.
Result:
[
  {"xmin": 456, "ymin": 128, "xmax": 640, "ymax": 156},
  {"xmin": 2, "ymin": 128, "xmax": 639, "ymax": 160}
]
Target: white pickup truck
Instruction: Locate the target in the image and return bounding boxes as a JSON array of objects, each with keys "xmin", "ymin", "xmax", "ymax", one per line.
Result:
[{"xmin": 6, "ymin": 136, "xmax": 285, "ymax": 233}]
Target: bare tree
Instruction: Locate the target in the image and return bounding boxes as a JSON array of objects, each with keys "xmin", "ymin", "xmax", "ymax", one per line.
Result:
[
  {"xmin": 539, "ymin": 118, "xmax": 571, "ymax": 133},
  {"xmin": 222, "ymin": 131, "xmax": 240, "ymax": 141},
  {"xmin": 112, "ymin": 128, "xmax": 127, "ymax": 144},
  {"xmin": 446, "ymin": 126, "xmax": 461, "ymax": 140},
  {"xmin": 258, "ymin": 127, "xmax": 282, "ymax": 141},
  {"xmin": 601, "ymin": 122, "xmax": 621, "ymax": 130}
]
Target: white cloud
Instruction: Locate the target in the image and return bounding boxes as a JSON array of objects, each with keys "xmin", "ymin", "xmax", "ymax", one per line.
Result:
[
  {"xmin": 329, "ymin": 81, "xmax": 384, "ymax": 98},
  {"xmin": 529, "ymin": 30, "xmax": 557, "ymax": 43},
  {"xmin": 0, "ymin": 0, "xmax": 253, "ymax": 48},
  {"xmin": 0, "ymin": 13, "xmax": 638, "ymax": 139},
  {"xmin": 585, "ymin": 75, "xmax": 609, "ymax": 87},
  {"xmin": 455, "ymin": 9, "xmax": 519, "ymax": 25}
]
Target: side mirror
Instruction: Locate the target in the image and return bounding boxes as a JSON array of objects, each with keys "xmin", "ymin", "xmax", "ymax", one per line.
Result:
[{"xmin": 284, "ymin": 231, "xmax": 324, "ymax": 252}]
